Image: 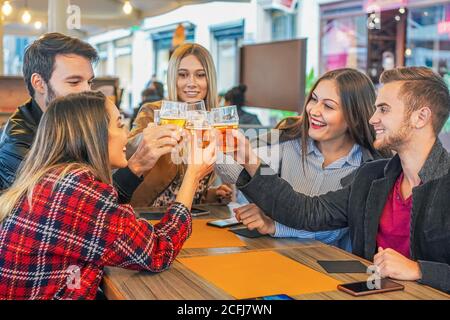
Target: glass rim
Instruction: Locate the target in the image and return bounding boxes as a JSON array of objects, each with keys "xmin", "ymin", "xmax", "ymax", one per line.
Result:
[
  {"xmin": 211, "ymin": 105, "xmax": 238, "ymax": 113},
  {"xmin": 161, "ymin": 100, "xmax": 188, "ymax": 106}
]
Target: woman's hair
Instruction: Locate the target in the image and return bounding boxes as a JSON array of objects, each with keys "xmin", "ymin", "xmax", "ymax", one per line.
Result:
[
  {"xmin": 277, "ymin": 68, "xmax": 382, "ymax": 164},
  {"xmin": 0, "ymin": 91, "xmax": 111, "ymax": 223},
  {"xmin": 224, "ymin": 84, "xmax": 247, "ymax": 108},
  {"xmin": 167, "ymin": 43, "xmax": 218, "ymax": 110}
]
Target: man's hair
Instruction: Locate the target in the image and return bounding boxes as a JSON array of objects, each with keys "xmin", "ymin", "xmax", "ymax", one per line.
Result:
[
  {"xmin": 380, "ymin": 67, "xmax": 450, "ymax": 135},
  {"xmin": 23, "ymin": 32, "xmax": 99, "ymax": 97}
]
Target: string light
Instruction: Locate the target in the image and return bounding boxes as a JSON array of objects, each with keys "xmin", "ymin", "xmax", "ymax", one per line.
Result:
[
  {"xmin": 123, "ymin": 1, "xmax": 132, "ymax": 15},
  {"xmin": 22, "ymin": 10, "xmax": 31, "ymax": 24},
  {"xmin": 34, "ymin": 21, "xmax": 42, "ymax": 29},
  {"xmin": 21, "ymin": 0, "xmax": 31, "ymax": 24},
  {"xmin": 2, "ymin": 1, "xmax": 13, "ymax": 16}
]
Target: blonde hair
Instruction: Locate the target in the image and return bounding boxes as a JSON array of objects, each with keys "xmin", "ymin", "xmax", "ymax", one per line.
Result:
[
  {"xmin": 167, "ymin": 43, "xmax": 218, "ymax": 110},
  {"xmin": 0, "ymin": 91, "xmax": 111, "ymax": 223}
]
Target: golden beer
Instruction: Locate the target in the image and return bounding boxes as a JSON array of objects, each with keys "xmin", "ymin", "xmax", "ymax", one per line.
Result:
[
  {"xmin": 160, "ymin": 117, "xmax": 186, "ymax": 128},
  {"xmin": 186, "ymin": 126, "xmax": 211, "ymax": 148},
  {"xmin": 213, "ymin": 123, "xmax": 239, "ymax": 152}
]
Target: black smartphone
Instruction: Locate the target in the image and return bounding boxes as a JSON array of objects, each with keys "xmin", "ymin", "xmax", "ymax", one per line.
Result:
[
  {"xmin": 337, "ymin": 279, "xmax": 404, "ymax": 296},
  {"xmin": 229, "ymin": 227, "xmax": 264, "ymax": 238},
  {"xmin": 142, "ymin": 211, "xmax": 165, "ymax": 220},
  {"xmin": 207, "ymin": 217, "xmax": 241, "ymax": 228},
  {"xmin": 191, "ymin": 207, "xmax": 210, "ymax": 217}
]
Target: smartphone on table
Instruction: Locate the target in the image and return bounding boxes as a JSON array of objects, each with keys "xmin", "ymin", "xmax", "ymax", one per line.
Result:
[
  {"xmin": 337, "ymin": 278, "xmax": 404, "ymax": 296},
  {"xmin": 191, "ymin": 207, "xmax": 210, "ymax": 217},
  {"xmin": 207, "ymin": 217, "xmax": 241, "ymax": 228},
  {"xmin": 142, "ymin": 206, "xmax": 208, "ymax": 219}
]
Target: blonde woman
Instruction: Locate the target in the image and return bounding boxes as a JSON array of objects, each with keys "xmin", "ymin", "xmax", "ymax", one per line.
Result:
[
  {"xmin": 129, "ymin": 43, "xmax": 232, "ymax": 207},
  {"xmin": 0, "ymin": 91, "xmax": 215, "ymax": 299}
]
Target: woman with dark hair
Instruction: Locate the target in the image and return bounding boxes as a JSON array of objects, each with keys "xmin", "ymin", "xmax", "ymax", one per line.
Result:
[
  {"xmin": 224, "ymin": 84, "xmax": 261, "ymax": 125},
  {"xmin": 0, "ymin": 91, "xmax": 215, "ymax": 299},
  {"xmin": 217, "ymin": 68, "xmax": 390, "ymax": 251}
]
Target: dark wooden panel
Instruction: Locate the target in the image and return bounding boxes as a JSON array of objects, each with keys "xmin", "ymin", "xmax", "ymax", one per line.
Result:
[
  {"xmin": 239, "ymin": 39, "xmax": 307, "ymax": 112},
  {"xmin": 0, "ymin": 76, "xmax": 30, "ymax": 113}
]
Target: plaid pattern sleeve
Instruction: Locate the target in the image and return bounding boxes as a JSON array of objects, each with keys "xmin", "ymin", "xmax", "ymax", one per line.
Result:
[{"xmin": 0, "ymin": 168, "xmax": 192, "ymax": 300}]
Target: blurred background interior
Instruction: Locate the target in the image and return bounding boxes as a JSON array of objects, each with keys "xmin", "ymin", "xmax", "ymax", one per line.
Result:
[{"xmin": 1, "ymin": 0, "xmax": 450, "ymax": 148}]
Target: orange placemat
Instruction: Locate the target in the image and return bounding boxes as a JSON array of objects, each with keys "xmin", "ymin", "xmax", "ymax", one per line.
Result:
[
  {"xmin": 149, "ymin": 219, "xmax": 246, "ymax": 249},
  {"xmin": 178, "ymin": 251, "xmax": 341, "ymax": 299}
]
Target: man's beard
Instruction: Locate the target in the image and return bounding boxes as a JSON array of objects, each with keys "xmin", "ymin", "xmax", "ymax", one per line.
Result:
[
  {"xmin": 374, "ymin": 119, "xmax": 412, "ymax": 151},
  {"xmin": 45, "ymin": 82, "xmax": 58, "ymax": 107}
]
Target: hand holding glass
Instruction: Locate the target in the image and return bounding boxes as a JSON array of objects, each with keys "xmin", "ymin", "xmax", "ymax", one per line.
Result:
[
  {"xmin": 210, "ymin": 105, "xmax": 239, "ymax": 152},
  {"xmin": 185, "ymin": 110, "xmax": 212, "ymax": 149}
]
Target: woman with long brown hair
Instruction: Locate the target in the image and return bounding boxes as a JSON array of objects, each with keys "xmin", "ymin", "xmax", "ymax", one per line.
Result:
[
  {"xmin": 128, "ymin": 43, "xmax": 232, "ymax": 207},
  {"xmin": 218, "ymin": 68, "xmax": 389, "ymax": 251},
  {"xmin": 0, "ymin": 91, "xmax": 215, "ymax": 299}
]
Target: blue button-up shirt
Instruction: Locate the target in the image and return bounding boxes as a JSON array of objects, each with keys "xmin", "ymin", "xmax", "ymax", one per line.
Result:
[{"xmin": 216, "ymin": 137, "xmax": 363, "ymax": 251}]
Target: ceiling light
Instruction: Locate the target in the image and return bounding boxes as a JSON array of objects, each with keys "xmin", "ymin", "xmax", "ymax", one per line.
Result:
[
  {"xmin": 2, "ymin": 1, "xmax": 12, "ymax": 16},
  {"xmin": 123, "ymin": 1, "xmax": 132, "ymax": 15},
  {"xmin": 22, "ymin": 10, "xmax": 31, "ymax": 24}
]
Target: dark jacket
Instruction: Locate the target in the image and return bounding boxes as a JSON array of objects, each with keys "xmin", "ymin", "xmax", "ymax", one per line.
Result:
[
  {"xmin": 237, "ymin": 139, "xmax": 450, "ymax": 293},
  {"xmin": 238, "ymin": 108, "xmax": 261, "ymax": 126},
  {"xmin": 0, "ymin": 99, "xmax": 142, "ymax": 203}
]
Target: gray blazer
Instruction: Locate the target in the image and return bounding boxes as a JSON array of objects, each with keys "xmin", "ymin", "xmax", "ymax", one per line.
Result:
[{"xmin": 237, "ymin": 139, "xmax": 450, "ymax": 293}]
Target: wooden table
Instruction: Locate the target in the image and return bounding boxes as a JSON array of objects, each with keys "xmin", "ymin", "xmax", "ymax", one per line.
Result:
[
  {"xmin": 135, "ymin": 204, "xmax": 324, "ymax": 258},
  {"xmin": 103, "ymin": 205, "xmax": 450, "ymax": 300}
]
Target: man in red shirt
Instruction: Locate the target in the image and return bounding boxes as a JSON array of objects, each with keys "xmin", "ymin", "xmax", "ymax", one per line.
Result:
[{"xmin": 233, "ymin": 66, "xmax": 450, "ymax": 293}]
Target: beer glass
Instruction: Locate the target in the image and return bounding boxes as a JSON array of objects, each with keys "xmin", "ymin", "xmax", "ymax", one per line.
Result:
[
  {"xmin": 185, "ymin": 110, "xmax": 211, "ymax": 149},
  {"xmin": 159, "ymin": 100, "xmax": 187, "ymax": 127},
  {"xmin": 210, "ymin": 105, "xmax": 239, "ymax": 152},
  {"xmin": 186, "ymin": 100, "xmax": 207, "ymax": 112},
  {"xmin": 153, "ymin": 109, "xmax": 160, "ymax": 125}
]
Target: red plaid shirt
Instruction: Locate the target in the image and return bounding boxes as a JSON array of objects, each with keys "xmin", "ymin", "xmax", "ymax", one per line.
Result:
[{"xmin": 0, "ymin": 168, "xmax": 192, "ymax": 300}]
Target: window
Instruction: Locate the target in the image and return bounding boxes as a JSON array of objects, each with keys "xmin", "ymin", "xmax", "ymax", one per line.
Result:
[
  {"xmin": 114, "ymin": 37, "xmax": 132, "ymax": 111},
  {"xmin": 320, "ymin": 15, "xmax": 368, "ymax": 74},
  {"xmin": 406, "ymin": 4, "xmax": 450, "ymax": 77},
  {"xmin": 96, "ymin": 43, "xmax": 108, "ymax": 76},
  {"xmin": 151, "ymin": 24, "xmax": 196, "ymax": 94},
  {"xmin": 405, "ymin": 3, "xmax": 450, "ymax": 150},
  {"xmin": 211, "ymin": 21, "xmax": 244, "ymax": 93},
  {"xmin": 271, "ymin": 9, "xmax": 297, "ymax": 41},
  {"xmin": 319, "ymin": 1, "xmax": 367, "ymax": 74},
  {"xmin": 3, "ymin": 35, "xmax": 36, "ymax": 75}
]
